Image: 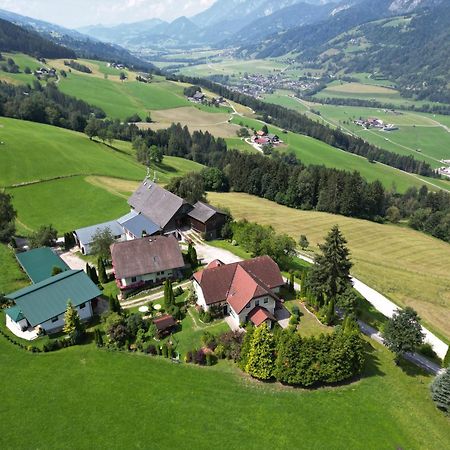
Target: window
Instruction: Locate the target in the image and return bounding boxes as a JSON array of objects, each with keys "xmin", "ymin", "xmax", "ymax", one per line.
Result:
[
  {"xmin": 264, "ymin": 298, "xmax": 268, "ymax": 304},
  {"xmin": 131, "ymin": 276, "xmax": 137, "ymax": 283},
  {"xmin": 79, "ymin": 303, "xmax": 86, "ymax": 309},
  {"xmin": 255, "ymin": 300, "xmax": 260, "ymax": 306},
  {"xmin": 51, "ymin": 316, "xmax": 59, "ymax": 323},
  {"xmin": 246, "ymin": 302, "xmax": 251, "ymax": 309}
]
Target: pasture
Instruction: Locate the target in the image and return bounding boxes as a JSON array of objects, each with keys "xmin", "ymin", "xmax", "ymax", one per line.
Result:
[
  {"xmin": 207, "ymin": 192, "xmax": 450, "ymax": 341},
  {"xmin": 146, "ymin": 106, "xmax": 239, "ymax": 138},
  {"xmin": 0, "ymin": 245, "xmax": 28, "ymax": 293},
  {"xmin": 231, "ymin": 115, "xmax": 441, "ymax": 192},
  {"xmin": 1, "ymin": 329, "xmax": 450, "ymax": 449}
]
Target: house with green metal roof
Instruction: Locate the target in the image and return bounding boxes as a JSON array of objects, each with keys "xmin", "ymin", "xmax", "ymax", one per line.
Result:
[
  {"xmin": 16, "ymin": 247, "xmax": 70, "ymax": 284},
  {"xmin": 5, "ymin": 270, "xmax": 101, "ymax": 339}
]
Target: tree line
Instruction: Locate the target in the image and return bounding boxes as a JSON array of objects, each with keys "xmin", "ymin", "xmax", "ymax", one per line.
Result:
[
  {"xmin": 170, "ymin": 74, "xmax": 435, "ymax": 177},
  {"xmin": 0, "ymin": 81, "xmax": 105, "ymax": 132}
]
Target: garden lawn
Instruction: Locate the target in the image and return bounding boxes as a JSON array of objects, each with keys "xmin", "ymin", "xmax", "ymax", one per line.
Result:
[
  {"xmin": 208, "ymin": 192, "xmax": 450, "ymax": 342},
  {"xmin": 1, "ymin": 335, "xmax": 449, "ymax": 449}
]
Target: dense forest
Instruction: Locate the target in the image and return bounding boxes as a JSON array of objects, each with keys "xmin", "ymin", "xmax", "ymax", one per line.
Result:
[
  {"xmin": 173, "ymin": 74, "xmax": 435, "ymax": 177},
  {"xmin": 0, "ymin": 18, "xmax": 75, "ymax": 59}
]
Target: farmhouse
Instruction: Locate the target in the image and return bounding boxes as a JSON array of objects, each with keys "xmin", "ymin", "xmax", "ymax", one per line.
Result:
[
  {"xmin": 128, "ymin": 181, "xmax": 193, "ymax": 236},
  {"xmin": 5, "ymin": 270, "xmax": 101, "ymax": 339},
  {"xmin": 193, "ymin": 256, "xmax": 286, "ymax": 329},
  {"xmin": 188, "ymin": 201, "xmax": 228, "ymax": 240},
  {"xmin": 117, "ymin": 210, "xmax": 160, "ymax": 240},
  {"xmin": 110, "ymin": 235, "xmax": 185, "ymax": 291}
]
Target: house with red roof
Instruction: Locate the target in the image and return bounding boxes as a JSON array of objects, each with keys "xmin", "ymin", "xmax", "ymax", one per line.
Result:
[{"xmin": 192, "ymin": 256, "xmax": 286, "ymax": 329}]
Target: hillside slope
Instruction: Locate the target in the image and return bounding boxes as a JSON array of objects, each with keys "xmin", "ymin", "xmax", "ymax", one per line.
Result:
[{"xmin": 0, "ymin": 18, "xmax": 75, "ymax": 58}]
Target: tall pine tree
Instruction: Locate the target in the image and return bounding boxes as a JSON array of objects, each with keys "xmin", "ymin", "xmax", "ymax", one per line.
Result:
[{"xmin": 308, "ymin": 225, "xmax": 352, "ymax": 317}]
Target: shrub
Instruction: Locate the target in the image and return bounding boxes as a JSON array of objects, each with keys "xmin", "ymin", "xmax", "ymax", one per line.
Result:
[
  {"xmin": 195, "ymin": 349, "xmax": 206, "ymax": 365},
  {"xmin": 418, "ymin": 343, "xmax": 439, "ymax": 361},
  {"xmin": 161, "ymin": 343, "xmax": 168, "ymax": 358},
  {"xmin": 289, "ymin": 314, "xmax": 299, "ymax": 326},
  {"xmin": 174, "ymin": 286, "xmax": 184, "ymax": 297},
  {"xmin": 214, "ymin": 344, "xmax": 226, "ymax": 359},
  {"xmin": 144, "ymin": 344, "xmax": 157, "ymax": 355},
  {"xmin": 185, "ymin": 350, "xmax": 193, "ymax": 363},
  {"xmin": 206, "ymin": 353, "xmax": 216, "ymax": 366}
]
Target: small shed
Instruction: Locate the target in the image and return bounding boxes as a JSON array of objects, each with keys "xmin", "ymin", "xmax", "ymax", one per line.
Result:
[{"xmin": 153, "ymin": 314, "xmax": 177, "ymax": 337}]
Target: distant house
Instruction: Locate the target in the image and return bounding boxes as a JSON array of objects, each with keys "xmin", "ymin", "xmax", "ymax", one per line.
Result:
[
  {"xmin": 74, "ymin": 220, "xmax": 124, "ymax": 255},
  {"xmin": 267, "ymin": 134, "xmax": 279, "ymax": 143},
  {"xmin": 256, "ymin": 130, "xmax": 266, "ymax": 137},
  {"xmin": 193, "ymin": 256, "xmax": 286, "ymax": 329},
  {"xmin": 110, "ymin": 235, "xmax": 185, "ymax": 291},
  {"xmin": 192, "ymin": 92, "xmax": 205, "ymax": 102},
  {"xmin": 188, "ymin": 201, "xmax": 228, "ymax": 240},
  {"xmin": 16, "ymin": 247, "xmax": 69, "ymax": 283},
  {"xmin": 5, "ymin": 270, "xmax": 101, "ymax": 338},
  {"xmin": 128, "ymin": 181, "xmax": 193, "ymax": 237}
]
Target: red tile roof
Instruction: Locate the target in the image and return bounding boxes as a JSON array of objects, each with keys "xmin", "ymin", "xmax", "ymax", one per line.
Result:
[
  {"xmin": 193, "ymin": 256, "xmax": 284, "ymax": 313},
  {"xmin": 248, "ymin": 307, "xmax": 276, "ymax": 327}
]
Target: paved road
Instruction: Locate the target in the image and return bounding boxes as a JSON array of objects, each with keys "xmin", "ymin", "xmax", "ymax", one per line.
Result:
[{"xmin": 295, "ymin": 252, "xmax": 449, "ymax": 361}]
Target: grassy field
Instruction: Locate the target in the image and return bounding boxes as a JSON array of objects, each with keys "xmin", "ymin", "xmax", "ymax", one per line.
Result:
[
  {"xmin": 146, "ymin": 106, "xmax": 239, "ymax": 138},
  {"xmin": 207, "ymin": 192, "xmax": 450, "ymax": 342},
  {"xmin": 0, "ymin": 245, "xmax": 28, "ymax": 293},
  {"xmin": 1, "ymin": 119, "xmax": 204, "ymax": 234},
  {"xmin": 1, "ymin": 331, "xmax": 449, "ymax": 449},
  {"xmin": 231, "ymin": 115, "xmax": 442, "ymax": 192},
  {"xmin": 0, "ymin": 118, "xmax": 146, "ymax": 186}
]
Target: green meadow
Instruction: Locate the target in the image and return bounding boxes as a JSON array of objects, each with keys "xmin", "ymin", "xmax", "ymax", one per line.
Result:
[
  {"xmin": 0, "ymin": 332, "xmax": 449, "ymax": 449},
  {"xmin": 0, "ymin": 118, "xmax": 203, "ymax": 234},
  {"xmin": 231, "ymin": 115, "xmax": 441, "ymax": 192}
]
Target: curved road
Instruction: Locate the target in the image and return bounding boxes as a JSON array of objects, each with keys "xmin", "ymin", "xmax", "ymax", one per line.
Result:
[{"xmin": 296, "ymin": 252, "xmax": 448, "ymax": 363}]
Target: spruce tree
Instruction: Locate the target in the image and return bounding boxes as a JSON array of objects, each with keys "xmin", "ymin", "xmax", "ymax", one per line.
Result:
[
  {"xmin": 324, "ymin": 298, "xmax": 335, "ymax": 326},
  {"xmin": 444, "ymin": 348, "xmax": 450, "ymax": 368},
  {"xmin": 90, "ymin": 266, "xmax": 99, "ymax": 285},
  {"xmin": 308, "ymin": 225, "xmax": 352, "ymax": 319},
  {"xmin": 245, "ymin": 323, "xmax": 276, "ymax": 380},
  {"xmin": 431, "ymin": 367, "xmax": 450, "ymax": 413},
  {"xmin": 97, "ymin": 257, "xmax": 108, "ymax": 284},
  {"xmin": 164, "ymin": 280, "xmax": 174, "ymax": 309},
  {"xmin": 289, "ymin": 272, "xmax": 295, "ymax": 293}
]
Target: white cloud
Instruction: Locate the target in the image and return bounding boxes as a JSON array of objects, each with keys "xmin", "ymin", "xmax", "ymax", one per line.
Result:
[{"xmin": 0, "ymin": 0, "xmax": 216, "ymax": 28}]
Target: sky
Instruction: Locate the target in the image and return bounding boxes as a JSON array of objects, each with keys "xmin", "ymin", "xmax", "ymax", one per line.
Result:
[{"xmin": 0, "ymin": 0, "xmax": 215, "ymax": 29}]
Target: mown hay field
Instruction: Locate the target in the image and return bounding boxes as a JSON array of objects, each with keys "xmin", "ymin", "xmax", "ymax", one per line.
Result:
[{"xmin": 208, "ymin": 192, "xmax": 450, "ymax": 341}]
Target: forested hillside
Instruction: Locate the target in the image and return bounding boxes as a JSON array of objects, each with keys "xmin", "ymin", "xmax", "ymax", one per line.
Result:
[{"xmin": 0, "ymin": 18, "xmax": 75, "ymax": 59}]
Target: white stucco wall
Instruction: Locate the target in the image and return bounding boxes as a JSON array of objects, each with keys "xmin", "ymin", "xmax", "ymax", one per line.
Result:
[
  {"xmin": 6, "ymin": 315, "xmax": 28, "ymax": 333},
  {"xmin": 40, "ymin": 301, "xmax": 93, "ymax": 333},
  {"xmin": 121, "ymin": 269, "xmax": 174, "ymax": 288},
  {"xmin": 234, "ymin": 295, "xmax": 275, "ymax": 326},
  {"xmin": 193, "ymin": 280, "xmax": 209, "ymax": 310}
]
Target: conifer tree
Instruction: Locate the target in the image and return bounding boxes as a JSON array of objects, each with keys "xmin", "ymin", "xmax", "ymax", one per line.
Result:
[
  {"xmin": 164, "ymin": 280, "xmax": 174, "ymax": 308},
  {"xmin": 63, "ymin": 300, "xmax": 84, "ymax": 343},
  {"xmin": 300, "ymin": 271, "xmax": 307, "ymax": 299},
  {"xmin": 444, "ymin": 348, "xmax": 450, "ymax": 368},
  {"xmin": 90, "ymin": 266, "xmax": 99, "ymax": 285},
  {"xmin": 324, "ymin": 298, "xmax": 335, "ymax": 326},
  {"xmin": 97, "ymin": 257, "xmax": 108, "ymax": 284},
  {"xmin": 308, "ymin": 225, "xmax": 352, "ymax": 318},
  {"xmin": 431, "ymin": 367, "xmax": 450, "ymax": 413},
  {"xmin": 245, "ymin": 323, "xmax": 276, "ymax": 380},
  {"xmin": 288, "ymin": 272, "xmax": 295, "ymax": 293}
]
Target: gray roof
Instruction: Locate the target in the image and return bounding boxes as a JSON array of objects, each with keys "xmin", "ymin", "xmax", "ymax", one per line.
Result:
[
  {"xmin": 188, "ymin": 201, "xmax": 226, "ymax": 224},
  {"xmin": 128, "ymin": 182, "xmax": 189, "ymax": 229},
  {"xmin": 74, "ymin": 220, "xmax": 123, "ymax": 246},
  {"xmin": 111, "ymin": 235, "xmax": 184, "ymax": 280},
  {"xmin": 119, "ymin": 212, "xmax": 160, "ymax": 238},
  {"xmin": 7, "ymin": 270, "xmax": 101, "ymax": 326}
]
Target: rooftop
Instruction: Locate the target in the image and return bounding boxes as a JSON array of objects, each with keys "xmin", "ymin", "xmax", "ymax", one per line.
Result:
[
  {"xmin": 188, "ymin": 201, "xmax": 226, "ymax": 224},
  {"xmin": 153, "ymin": 314, "xmax": 177, "ymax": 332},
  {"xmin": 128, "ymin": 182, "xmax": 190, "ymax": 229},
  {"xmin": 111, "ymin": 235, "xmax": 185, "ymax": 280},
  {"xmin": 74, "ymin": 220, "xmax": 124, "ymax": 246},
  {"xmin": 6, "ymin": 270, "xmax": 101, "ymax": 327},
  {"xmin": 118, "ymin": 211, "xmax": 160, "ymax": 238},
  {"xmin": 16, "ymin": 247, "xmax": 70, "ymax": 284}
]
